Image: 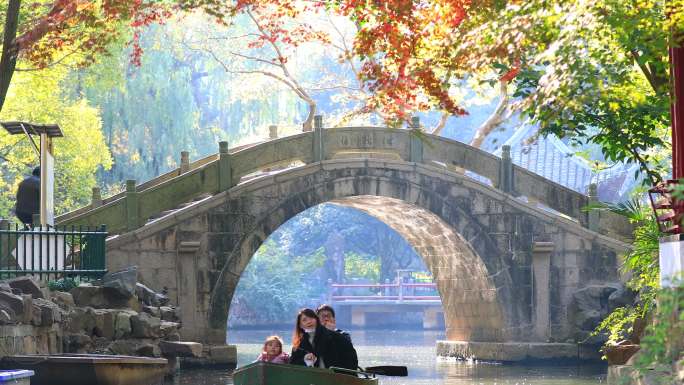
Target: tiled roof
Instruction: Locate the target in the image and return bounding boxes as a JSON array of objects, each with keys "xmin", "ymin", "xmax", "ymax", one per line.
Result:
[{"xmin": 492, "ymin": 124, "xmax": 640, "ymax": 202}]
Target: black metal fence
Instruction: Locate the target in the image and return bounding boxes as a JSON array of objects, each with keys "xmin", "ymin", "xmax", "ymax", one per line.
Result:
[{"xmin": 0, "ymin": 222, "xmax": 107, "ymax": 282}]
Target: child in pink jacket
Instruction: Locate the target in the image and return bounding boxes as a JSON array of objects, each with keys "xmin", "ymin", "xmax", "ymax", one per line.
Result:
[{"xmin": 256, "ymin": 335, "xmax": 290, "ymax": 364}]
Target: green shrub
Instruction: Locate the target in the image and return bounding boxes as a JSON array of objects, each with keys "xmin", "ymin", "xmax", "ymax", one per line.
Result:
[{"xmin": 47, "ymin": 278, "xmax": 78, "ymax": 292}]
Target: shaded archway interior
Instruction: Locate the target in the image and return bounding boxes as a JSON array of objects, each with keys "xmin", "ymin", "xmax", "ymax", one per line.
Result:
[
  {"xmin": 221, "ymin": 195, "xmax": 505, "ymax": 342},
  {"xmin": 329, "ymin": 196, "xmax": 504, "ymax": 341}
]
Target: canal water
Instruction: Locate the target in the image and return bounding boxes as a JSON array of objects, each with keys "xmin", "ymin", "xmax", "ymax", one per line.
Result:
[{"xmin": 165, "ymin": 329, "xmax": 607, "ymax": 385}]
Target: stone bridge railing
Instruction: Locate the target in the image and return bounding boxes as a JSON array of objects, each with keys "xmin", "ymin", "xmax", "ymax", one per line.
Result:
[{"xmin": 56, "ymin": 116, "xmax": 633, "ymax": 239}]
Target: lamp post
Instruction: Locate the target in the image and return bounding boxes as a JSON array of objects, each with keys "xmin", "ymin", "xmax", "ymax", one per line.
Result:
[{"xmin": 0, "ymin": 121, "xmax": 63, "ymax": 226}]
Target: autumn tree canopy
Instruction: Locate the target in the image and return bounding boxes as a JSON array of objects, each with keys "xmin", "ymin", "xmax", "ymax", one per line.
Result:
[
  {"xmin": 0, "ymin": 0, "xmax": 169, "ymax": 112},
  {"xmin": 3, "ymin": 0, "xmax": 684, "ymax": 178}
]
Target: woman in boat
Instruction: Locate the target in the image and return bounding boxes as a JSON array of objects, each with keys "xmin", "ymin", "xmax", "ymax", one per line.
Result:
[
  {"xmin": 289, "ymin": 308, "xmax": 358, "ymax": 370},
  {"xmin": 256, "ymin": 335, "xmax": 290, "ymax": 364}
]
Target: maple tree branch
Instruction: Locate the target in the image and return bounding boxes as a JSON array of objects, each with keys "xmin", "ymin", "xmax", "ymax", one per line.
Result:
[
  {"xmin": 246, "ymin": 9, "xmax": 316, "ymax": 130},
  {"xmin": 225, "ymin": 50, "xmax": 279, "ymax": 67},
  {"xmin": 14, "ymin": 0, "xmax": 82, "ymax": 52},
  {"xmin": 324, "ymin": 13, "xmax": 372, "ymax": 112},
  {"xmin": 203, "ymin": 47, "xmax": 307, "ymax": 100},
  {"xmin": 630, "ymin": 49, "xmax": 668, "ymax": 95},
  {"xmin": 631, "ymin": 49, "xmax": 658, "ymax": 94},
  {"xmin": 206, "ymin": 33, "xmax": 261, "ymax": 41},
  {"xmin": 306, "ymin": 84, "xmax": 361, "ymax": 92},
  {"xmin": 14, "ymin": 47, "xmax": 80, "ymax": 71}
]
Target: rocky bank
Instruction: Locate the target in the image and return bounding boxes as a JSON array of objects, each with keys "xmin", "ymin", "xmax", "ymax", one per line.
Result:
[{"xmin": 0, "ymin": 267, "xmax": 208, "ymax": 374}]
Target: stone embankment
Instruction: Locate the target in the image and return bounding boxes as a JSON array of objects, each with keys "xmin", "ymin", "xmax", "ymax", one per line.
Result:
[{"xmin": 0, "ymin": 267, "xmax": 208, "ymax": 375}]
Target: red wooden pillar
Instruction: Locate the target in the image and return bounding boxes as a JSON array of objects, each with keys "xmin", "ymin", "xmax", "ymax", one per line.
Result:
[
  {"xmin": 671, "ymin": 44, "xmax": 684, "ymax": 182},
  {"xmin": 671, "ymin": 36, "xmax": 684, "ymax": 228}
]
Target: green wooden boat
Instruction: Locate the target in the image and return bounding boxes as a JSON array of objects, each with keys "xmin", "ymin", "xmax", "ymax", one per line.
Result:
[
  {"xmin": 0, "ymin": 354, "xmax": 168, "ymax": 385},
  {"xmin": 232, "ymin": 361, "xmax": 379, "ymax": 385}
]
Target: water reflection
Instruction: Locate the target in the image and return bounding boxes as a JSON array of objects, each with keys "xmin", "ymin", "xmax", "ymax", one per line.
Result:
[{"xmin": 165, "ymin": 329, "xmax": 606, "ymax": 385}]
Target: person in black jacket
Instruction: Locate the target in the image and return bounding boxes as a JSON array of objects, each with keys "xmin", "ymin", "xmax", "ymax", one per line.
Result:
[
  {"xmin": 15, "ymin": 167, "xmax": 40, "ymax": 226},
  {"xmin": 289, "ymin": 308, "xmax": 358, "ymax": 370},
  {"xmin": 317, "ymin": 304, "xmax": 352, "ymax": 342}
]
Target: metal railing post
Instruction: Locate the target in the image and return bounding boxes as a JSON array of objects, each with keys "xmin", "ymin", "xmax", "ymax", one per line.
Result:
[{"xmin": 0, "ymin": 219, "xmax": 7, "ymax": 279}]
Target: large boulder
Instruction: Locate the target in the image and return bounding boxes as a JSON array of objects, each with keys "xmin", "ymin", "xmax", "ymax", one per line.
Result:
[
  {"xmin": 108, "ymin": 339, "xmax": 160, "ymax": 357},
  {"xmin": 7, "ymin": 276, "xmax": 43, "ymax": 299},
  {"xmin": 159, "ymin": 341, "xmax": 202, "ymax": 358},
  {"xmin": 71, "ymin": 284, "xmax": 108, "ymax": 308},
  {"xmin": 71, "ymin": 284, "xmax": 136, "ymax": 309},
  {"xmin": 131, "ymin": 312, "xmax": 161, "ymax": 338},
  {"xmin": 0, "ymin": 283, "xmax": 12, "ymax": 293},
  {"xmin": 0, "ymin": 309, "xmax": 12, "ymax": 324},
  {"xmin": 608, "ymin": 287, "xmax": 636, "ymax": 310},
  {"xmin": 101, "ymin": 266, "xmax": 138, "ymax": 299},
  {"xmin": 64, "ymin": 333, "xmax": 92, "ymax": 353},
  {"xmin": 569, "ymin": 284, "xmax": 622, "ymax": 340},
  {"xmin": 92, "ymin": 309, "xmax": 117, "ymax": 339},
  {"xmin": 155, "ymin": 292, "xmax": 169, "ymax": 307},
  {"xmin": 143, "ymin": 306, "xmax": 160, "ymax": 318},
  {"xmin": 67, "ymin": 307, "xmax": 97, "ymax": 334},
  {"xmin": 160, "ymin": 306, "xmax": 179, "ymax": 322},
  {"xmin": 114, "ymin": 310, "xmax": 136, "ymax": 339},
  {"xmin": 0, "ymin": 291, "xmax": 24, "ymax": 321},
  {"xmin": 160, "ymin": 321, "xmax": 180, "ymax": 339},
  {"xmin": 32, "ymin": 298, "xmax": 61, "ymax": 326},
  {"xmin": 135, "ymin": 283, "xmax": 157, "ymax": 306},
  {"xmin": 20, "ymin": 295, "xmax": 33, "ymax": 324},
  {"xmin": 50, "ymin": 291, "xmax": 75, "ymax": 310}
]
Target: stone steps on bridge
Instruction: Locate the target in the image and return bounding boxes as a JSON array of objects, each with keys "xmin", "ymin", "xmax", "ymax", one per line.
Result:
[{"xmin": 144, "ymin": 193, "xmax": 214, "ymax": 226}]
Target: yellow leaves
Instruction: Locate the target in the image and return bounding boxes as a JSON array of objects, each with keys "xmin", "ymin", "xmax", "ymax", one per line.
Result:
[
  {"xmin": 130, "ymin": 150, "xmax": 141, "ymax": 164},
  {"xmin": 0, "ymin": 61, "xmax": 112, "ymax": 217},
  {"xmin": 76, "ymin": 0, "xmax": 94, "ymax": 12}
]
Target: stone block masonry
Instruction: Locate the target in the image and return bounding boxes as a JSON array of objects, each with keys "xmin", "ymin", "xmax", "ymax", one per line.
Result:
[{"xmin": 104, "ymin": 158, "xmax": 629, "ymax": 351}]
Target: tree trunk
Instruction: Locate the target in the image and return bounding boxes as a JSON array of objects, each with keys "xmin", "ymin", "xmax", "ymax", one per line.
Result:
[
  {"xmin": 0, "ymin": 0, "xmax": 21, "ymax": 114},
  {"xmin": 431, "ymin": 112, "xmax": 449, "ymax": 135},
  {"xmin": 302, "ymin": 101, "xmax": 316, "ymax": 132},
  {"xmin": 470, "ymin": 80, "xmax": 511, "ymax": 148}
]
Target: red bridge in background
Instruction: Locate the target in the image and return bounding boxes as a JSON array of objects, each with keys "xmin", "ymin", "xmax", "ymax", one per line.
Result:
[{"xmin": 326, "ymin": 280, "xmax": 444, "ymax": 329}]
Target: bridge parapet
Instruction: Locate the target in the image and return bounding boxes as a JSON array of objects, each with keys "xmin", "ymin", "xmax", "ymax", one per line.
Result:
[{"xmin": 56, "ymin": 117, "xmax": 633, "ymax": 239}]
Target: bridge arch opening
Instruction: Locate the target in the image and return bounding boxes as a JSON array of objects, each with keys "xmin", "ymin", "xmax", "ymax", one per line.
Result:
[
  {"xmin": 215, "ymin": 195, "xmax": 507, "ymax": 343},
  {"xmin": 226, "ymin": 201, "xmax": 446, "ymax": 332}
]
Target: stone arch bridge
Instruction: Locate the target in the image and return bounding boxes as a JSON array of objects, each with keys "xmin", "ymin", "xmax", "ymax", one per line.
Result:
[{"xmin": 57, "ymin": 121, "xmax": 631, "ymax": 353}]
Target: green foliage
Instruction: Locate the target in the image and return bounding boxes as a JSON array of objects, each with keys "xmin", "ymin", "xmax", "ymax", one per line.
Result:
[
  {"xmin": 231, "ymin": 240, "xmax": 326, "ymax": 324},
  {"xmin": 593, "ymin": 202, "xmax": 659, "ymax": 346},
  {"xmin": 468, "ymin": 0, "xmax": 674, "ymax": 183},
  {"xmin": 635, "ymin": 283, "xmax": 684, "ymax": 383},
  {"xmin": 410, "ymin": 271, "xmax": 434, "ymax": 283},
  {"xmin": 77, "ymin": 18, "xmax": 318, "ymax": 186},
  {"xmin": 47, "ymin": 278, "xmax": 78, "ymax": 292},
  {"xmin": 0, "ymin": 65, "xmax": 112, "ymax": 219},
  {"xmin": 344, "ymin": 252, "xmax": 380, "ymax": 281}
]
